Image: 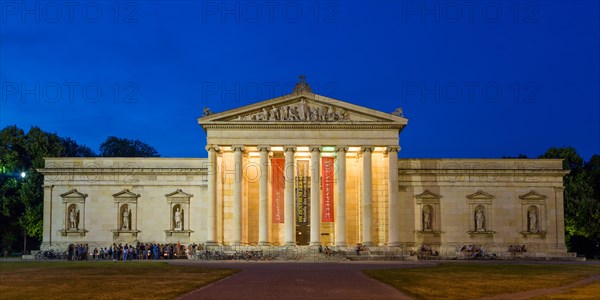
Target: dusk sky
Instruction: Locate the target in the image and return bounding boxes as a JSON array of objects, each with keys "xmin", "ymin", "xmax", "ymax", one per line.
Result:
[{"xmin": 1, "ymin": 1, "xmax": 598, "ymax": 160}]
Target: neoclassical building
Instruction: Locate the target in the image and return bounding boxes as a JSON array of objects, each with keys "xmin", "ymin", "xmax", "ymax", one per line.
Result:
[{"xmin": 39, "ymin": 78, "xmax": 569, "ymax": 257}]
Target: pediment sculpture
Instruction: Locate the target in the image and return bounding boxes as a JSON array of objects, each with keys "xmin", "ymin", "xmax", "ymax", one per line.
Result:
[{"xmin": 235, "ymin": 101, "xmax": 350, "ymax": 122}]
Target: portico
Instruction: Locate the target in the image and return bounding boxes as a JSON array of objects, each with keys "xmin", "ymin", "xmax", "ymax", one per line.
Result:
[{"xmin": 198, "ymin": 79, "xmax": 407, "ymax": 246}]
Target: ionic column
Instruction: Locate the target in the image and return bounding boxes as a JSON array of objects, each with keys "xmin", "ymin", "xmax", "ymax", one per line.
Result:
[
  {"xmin": 387, "ymin": 146, "xmax": 400, "ymax": 247},
  {"xmin": 258, "ymin": 145, "xmax": 270, "ymax": 246},
  {"xmin": 205, "ymin": 145, "xmax": 219, "ymax": 245},
  {"xmin": 335, "ymin": 146, "xmax": 348, "ymax": 246},
  {"xmin": 232, "ymin": 145, "xmax": 245, "ymax": 245},
  {"xmin": 310, "ymin": 146, "xmax": 321, "ymax": 246},
  {"xmin": 362, "ymin": 146, "xmax": 373, "ymax": 246},
  {"xmin": 284, "ymin": 146, "xmax": 296, "ymax": 246}
]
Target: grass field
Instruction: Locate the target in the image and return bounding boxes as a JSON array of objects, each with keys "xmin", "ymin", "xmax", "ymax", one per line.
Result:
[
  {"xmin": 0, "ymin": 261, "xmax": 238, "ymax": 300},
  {"xmin": 364, "ymin": 263, "xmax": 600, "ymax": 300}
]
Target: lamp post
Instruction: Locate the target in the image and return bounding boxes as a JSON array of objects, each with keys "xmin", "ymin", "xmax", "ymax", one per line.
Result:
[{"xmin": 20, "ymin": 171, "xmax": 26, "ymax": 255}]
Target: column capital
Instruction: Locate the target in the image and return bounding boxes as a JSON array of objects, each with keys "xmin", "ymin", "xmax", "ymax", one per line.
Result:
[
  {"xmin": 284, "ymin": 146, "xmax": 296, "ymax": 153},
  {"xmin": 205, "ymin": 145, "xmax": 220, "ymax": 152},
  {"xmin": 309, "ymin": 146, "xmax": 321, "ymax": 152},
  {"xmin": 43, "ymin": 185, "xmax": 54, "ymax": 189},
  {"xmin": 361, "ymin": 146, "xmax": 374, "ymax": 153},
  {"xmin": 553, "ymin": 186, "xmax": 565, "ymax": 192},
  {"xmin": 257, "ymin": 145, "xmax": 271, "ymax": 152},
  {"xmin": 335, "ymin": 146, "xmax": 348, "ymax": 152},
  {"xmin": 232, "ymin": 145, "xmax": 246, "ymax": 152},
  {"xmin": 386, "ymin": 145, "xmax": 400, "ymax": 153}
]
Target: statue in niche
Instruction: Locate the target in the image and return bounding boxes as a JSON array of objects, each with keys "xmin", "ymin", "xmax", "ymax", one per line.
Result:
[
  {"xmin": 174, "ymin": 207, "xmax": 183, "ymax": 230},
  {"xmin": 475, "ymin": 207, "xmax": 486, "ymax": 232},
  {"xmin": 122, "ymin": 208, "xmax": 130, "ymax": 230},
  {"xmin": 69, "ymin": 206, "xmax": 79, "ymax": 230},
  {"xmin": 423, "ymin": 206, "xmax": 432, "ymax": 231},
  {"xmin": 528, "ymin": 208, "xmax": 538, "ymax": 233}
]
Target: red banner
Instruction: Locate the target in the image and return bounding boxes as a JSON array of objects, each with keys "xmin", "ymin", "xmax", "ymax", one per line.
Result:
[
  {"xmin": 271, "ymin": 158, "xmax": 285, "ymax": 223},
  {"xmin": 321, "ymin": 157, "xmax": 335, "ymax": 222}
]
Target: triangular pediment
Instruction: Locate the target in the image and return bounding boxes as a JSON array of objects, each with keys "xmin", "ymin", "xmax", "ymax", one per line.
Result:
[
  {"xmin": 416, "ymin": 190, "xmax": 442, "ymax": 200},
  {"xmin": 519, "ymin": 190, "xmax": 547, "ymax": 200},
  {"xmin": 113, "ymin": 189, "xmax": 140, "ymax": 198},
  {"xmin": 467, "ymin": 190, "xmax": 495, "ymax": 200},
  {"xmin": 198, "ymin": 92, "xmax": 408, "ymax": 127},
  {"xmin": 165, "ymin": 189, "xmax": 193, "ymax": 198},
  {"xmin": 60, "ymin": 189, "xmax": 87, "ymax": 198}
]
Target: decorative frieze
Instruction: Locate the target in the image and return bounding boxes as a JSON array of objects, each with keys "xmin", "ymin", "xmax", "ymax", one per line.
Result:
[{"xmin": 235, "ymin": 100, "xmax": 351, "ymax": 122}]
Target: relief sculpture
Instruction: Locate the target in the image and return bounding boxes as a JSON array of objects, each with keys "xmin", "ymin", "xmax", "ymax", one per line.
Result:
[{"xmin": 235, "ymin": 101, "xmax": 350, "ymax": 122}]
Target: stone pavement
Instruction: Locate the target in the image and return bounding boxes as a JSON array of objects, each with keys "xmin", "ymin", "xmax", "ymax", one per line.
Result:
[{"xmin": 173, "ymin": 261, "xmax": 425, "ymax": 300}]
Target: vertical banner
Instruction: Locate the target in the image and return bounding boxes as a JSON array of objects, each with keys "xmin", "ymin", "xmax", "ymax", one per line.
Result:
[
  {"xmin": 296, "ymin": 161, "xmax": 310, "ymax": 225},
  {"xmin": 321, "ymin": 157, "xmax": 335, "ymax": 222},
  {"xmin": 271, "ymin": 158, "xmax": 285, "ymax": 223}
]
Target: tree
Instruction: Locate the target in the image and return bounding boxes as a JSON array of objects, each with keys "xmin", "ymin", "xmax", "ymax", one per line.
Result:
[
  {"xmin": 99, "ymin": 136, "xmax": 160, "ymax": 157},
  {"xmin": 540, "ymin": 147, "xmax": 600, "ymax": 257},
  {"xmin": 539, "ymin": 146, "xmax": 584, "ymax": 171},
  {"xmin": 0, "ymin": 125, "xmax": 95, "ymax": 253},
  {"xmin": 60, "ymin": 137, "xmax": 96, "ymax": 157}
]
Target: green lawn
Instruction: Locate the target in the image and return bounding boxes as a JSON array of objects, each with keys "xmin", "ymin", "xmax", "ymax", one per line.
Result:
[
  {"xmin": 0, "ymin": 261, "xmax": 238, "ymax": 300},
  {"xmin": 364, "ymin": 263, "xmax": 600, "ymax": 300}
]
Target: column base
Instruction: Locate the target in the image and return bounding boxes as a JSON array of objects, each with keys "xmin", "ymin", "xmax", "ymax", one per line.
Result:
[
  {"xmin": 259, "ymin": 241, "xmax": 271, "ymax": 246},
  {"xmin": 310, "ymin": 242, "xmax": 321, "ymax": 246},
  {"xmin": 362, "ymin": 242, "xmax": 373, "ymax": 247},
  {"xmin": 335, "ymin": 242, "xmax": 347, "ymax": 247},
  {"xmin": 285, "ymin": 242, "xmax": 297, "ymax": 247},
  {"xmin": 387, "ymin": 242, "xmax": 400, "ymax": 247}
]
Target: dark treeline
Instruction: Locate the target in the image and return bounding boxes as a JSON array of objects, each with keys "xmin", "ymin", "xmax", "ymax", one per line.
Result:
[{"xmin": 0, "ymin": 125, "xmax": 159, "ymax": 254}]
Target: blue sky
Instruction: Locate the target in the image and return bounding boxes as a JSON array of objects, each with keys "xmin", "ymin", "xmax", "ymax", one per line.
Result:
[{"xmin": 1, "ymin": 0, "xmax": 598, "ymax": 159}]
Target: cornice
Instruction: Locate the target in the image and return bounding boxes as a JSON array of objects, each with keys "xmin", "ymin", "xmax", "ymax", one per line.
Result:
[
  {"xmin": 38, "ymin": 168, "xmax": 208, "ymax": 175},
  {"xmin": 201, "ymin": 123, "xmax": 405, "ymax": 130}
]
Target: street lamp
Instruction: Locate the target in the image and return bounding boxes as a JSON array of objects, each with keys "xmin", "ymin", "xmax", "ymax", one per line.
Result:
[{"xmin": 19, "ymin": 171, "xmax": 26, "ymax": 255}]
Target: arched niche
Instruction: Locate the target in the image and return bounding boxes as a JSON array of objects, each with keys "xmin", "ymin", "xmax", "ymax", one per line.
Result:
[
  {"xmin": 111, "ymin": 189, "xmax": 140, "ymax": 239},
  {"xmin": 519, "ymin": 190, "xmax": 547, "ymax": 238},
  {"xmin": 466, "ymin": 190, "xmax": 495, "ymax": 236},
  {"xmin": 59, "ymin": 189, "xmax": 88, "ymax": 236},
  {"xmin": 165, "ymin": 189, "xmax": 193, "ymax": 239}
]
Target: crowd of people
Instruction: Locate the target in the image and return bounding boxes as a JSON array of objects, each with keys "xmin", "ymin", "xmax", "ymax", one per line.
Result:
[{"xmin": 67, "ymin": 242, "xmax": 203, "ymax": 261}]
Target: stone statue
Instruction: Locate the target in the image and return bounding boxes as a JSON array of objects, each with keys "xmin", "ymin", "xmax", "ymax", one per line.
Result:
[
  {"xmin": 423, "ymin": 207, "xmax": 432, "ymax": 231},
  {"xmin": 202, "ymin": 107, "xmax": 213, "ymax": 117},
  {"xmin": 475, "ymin": 207, "xmax": 485, "ymax": 232},
  {"xmin": 392, "ymin": 107, "xmax": 404, "ymax": 117},
  {"xmin": 174, "ymin": 208, "xmax": 182, "ymax": 230},
  {"xmin": 69, "ymin": 206, "xmax": 79, "ymax": 230},
  {"xmin": 528, "ymin": 208, "xmax": 538, "ymax": 233},
  {"xmin": 122, "ymin": 208, "xmax": 130, "ymax": 230},
  {"xmin": 235, "ymin": 103, "xmax": 350, "ymax": 122},
  {"xmin": 269, "ymin": 106, "xmax": 279, "ymax": 120}
]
